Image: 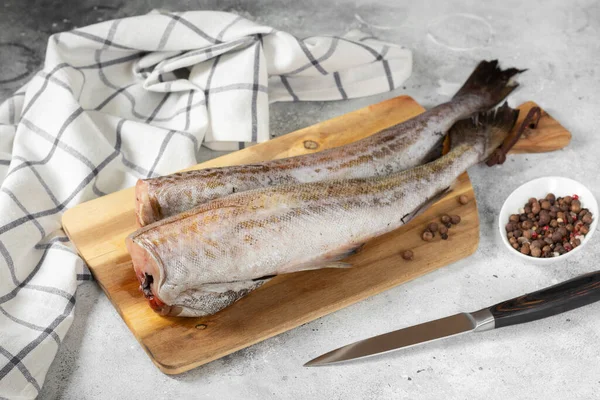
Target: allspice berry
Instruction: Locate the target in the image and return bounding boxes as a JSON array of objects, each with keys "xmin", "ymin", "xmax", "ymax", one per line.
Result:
[
  {"xmin": 458, "ymin": 195, "xmax": 469, "ymax": 205},
  {"xmin": 422, "ymin": 230, "xmax": 434, "ymax": 241},
  {"xmin": 520, "ymin": 244, "xmax": 530, "ymax": 255},
  {"xmin": 450, "ymin": 215, "xmax": 461, "ymax": 225},
  {"xmin": 571, "ymin": 200, "xmax": 581, "ymax": 213},
  {"xmin": 428, "ymin": 222, "xmax": 439, "ymax": 233},
  {"xmin": 439, "ymin": 225, "xmax": 448, "ymax": 235},
  {"xmin": 538, "ymin": 210, "xmax": 551, "ymax": 226},
  {"xmin": 531, "ymin": 247, "xmax": 542, "ymax": 257},
  {"xmin": 441, "ymin": 215, "xmax": 451, "ymax": 224},
  {"xmin": 566, "ymin": 224, "xmax": 574, "ymax": 232},
  {"xmin": 402, "ymin": 250, "xmax": 414, "ymax": 261},
  {"xmin": 551, "ymin": 231, "xmax": 563, "ymax": 243},
  {"xmin": 541, "ymin": 200, "xmax": 551, "ymax": 210},
  {"xmin": 530, "ymin": 239, "xmax": 544, "ymax": 249}
]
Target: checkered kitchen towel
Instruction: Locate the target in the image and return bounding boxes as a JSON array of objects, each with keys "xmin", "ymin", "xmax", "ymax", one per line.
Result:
[{"xmin": 0, "ymin": 10, "xmax": 411, "ymax": 399}]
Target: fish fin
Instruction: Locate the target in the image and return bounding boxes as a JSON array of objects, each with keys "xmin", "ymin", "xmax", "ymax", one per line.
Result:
[
  {"xmin": 276, "ymin": 243, "xmax": 362, "ymax": 274},
  {"xmin": 401, "ymin": 186, "xmax": 454, "ymax": 225},
  {"xmin": 344, "ymin": 242, "xmax": 365, "ymax": 257},
  {"xmin": 253, "ymin": 274, "xmax": 276, "ymax": 281},
  {"xmin": 453, "ymin": 60, "xmax": 526, "ymax": 111},
  {"xmin": 321, "ymin": 262, "xmax": 353, "ymax": 269},
  {"xmin": 291, "ymin": 261, "xmax": 353, "ymax": 272},
  {"xmin": 277, "ymin": 260, "xmax": 354, "ymax": 274},
  {"xmin": 450, "ymin": 102, "xmax": 519, "ymax": 162}
]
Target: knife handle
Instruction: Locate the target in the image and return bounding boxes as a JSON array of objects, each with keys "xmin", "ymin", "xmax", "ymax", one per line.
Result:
[{"xmin": 488, "ymin": 270, "xmax": 600, "ymax": 329}]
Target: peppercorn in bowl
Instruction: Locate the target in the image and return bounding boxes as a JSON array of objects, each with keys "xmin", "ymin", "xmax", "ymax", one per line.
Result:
[{"xmin": 498, "ymin": 177, "xmax": 598, "ymax": 264}]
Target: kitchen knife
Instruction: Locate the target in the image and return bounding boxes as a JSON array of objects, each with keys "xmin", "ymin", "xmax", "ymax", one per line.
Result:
[{"xmin": 304, "ymin": 270, "xmax": 600, "ymax": 367}]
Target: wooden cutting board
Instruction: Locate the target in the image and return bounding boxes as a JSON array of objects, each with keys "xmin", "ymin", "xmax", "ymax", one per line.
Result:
[{"xmin": 62, "ymin": 96, "xmax": 570, "ymax": 374}]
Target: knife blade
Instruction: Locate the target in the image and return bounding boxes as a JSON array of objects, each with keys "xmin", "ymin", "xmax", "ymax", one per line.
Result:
[{"xmin": 305, "ymin": 270, "xmax": 600, "ymax": 367}]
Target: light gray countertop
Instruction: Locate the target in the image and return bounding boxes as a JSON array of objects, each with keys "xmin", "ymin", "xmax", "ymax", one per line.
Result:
[{"xmin": 2, "ymin": 0, "xmax": 600, "ymax": 398}]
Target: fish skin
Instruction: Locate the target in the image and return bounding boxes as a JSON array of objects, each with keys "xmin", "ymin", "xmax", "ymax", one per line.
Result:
[
  {"xmin": 135, "ymin": 60, "xmax": 524, "ymax": 226},
  {"xmin": 126, "ymin": 104, "xmax": 519, "ymax": 317}
]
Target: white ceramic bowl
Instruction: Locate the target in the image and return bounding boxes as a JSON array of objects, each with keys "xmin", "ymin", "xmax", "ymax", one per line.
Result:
[{"xmin": 498, "ymin": 176, "xmax": 598, "ymax": 264}]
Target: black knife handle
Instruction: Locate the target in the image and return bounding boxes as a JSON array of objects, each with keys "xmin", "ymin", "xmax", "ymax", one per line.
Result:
[{"xmin": 489, "ymin": 271, "xmax": 600, "ymax": 329}]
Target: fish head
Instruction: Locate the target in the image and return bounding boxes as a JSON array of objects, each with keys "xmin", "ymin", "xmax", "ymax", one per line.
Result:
[{"xmin": 126, "ymin": 236, "xmax": 173, "ymax": 315}]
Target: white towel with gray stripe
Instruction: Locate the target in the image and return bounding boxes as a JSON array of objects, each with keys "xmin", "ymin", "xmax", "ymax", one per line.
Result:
[{"xmin": 0, "ymin": 10, "xmax": 411, "ymax": 399}]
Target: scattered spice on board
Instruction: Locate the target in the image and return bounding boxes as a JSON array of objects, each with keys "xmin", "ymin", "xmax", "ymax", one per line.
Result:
[
  {"xmin": 422, "ymin": 230, "xmax": 434, "ymax": 241},
  {"xmin": 505, "ymin": 193, "xmax": 593, "ymax": 258},
  {"xmin": 421, "ymin": 213, "xmax": 463, "ymax": 243},
  {"xmin": 428, "ymin": 222, "xmax": 439, "ymax": 233},
  {"xmin": 415, "ymin": 199, "xmax": 470, "ymax": 252},
  {"xmin": 402, "ymin": 250, "xmax": 414, "ymax": 261}
]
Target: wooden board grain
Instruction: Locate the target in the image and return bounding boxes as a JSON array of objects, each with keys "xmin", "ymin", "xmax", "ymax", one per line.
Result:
[{"xmin": 62, "ymin": 96, "xmax": 570, "ymax": 374}]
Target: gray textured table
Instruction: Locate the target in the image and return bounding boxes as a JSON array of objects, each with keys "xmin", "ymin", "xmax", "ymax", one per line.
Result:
[{"xmin": 2, "ymin": 0, "xmax": 599, "ymax": 399}]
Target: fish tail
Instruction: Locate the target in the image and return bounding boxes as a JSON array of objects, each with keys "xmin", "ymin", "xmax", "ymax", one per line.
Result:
[
  {"xmin": 452, "ymin": 60, "xmax": 526, "ymax": 111},
  {"xmin": 450, "ymin": 102, "xmax": 520, "ymax": 162}
]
